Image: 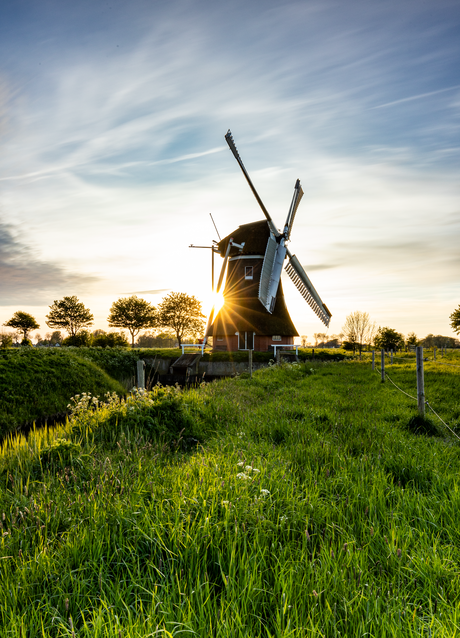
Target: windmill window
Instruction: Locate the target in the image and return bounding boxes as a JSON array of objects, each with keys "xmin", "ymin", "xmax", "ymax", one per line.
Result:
[
  {"xmin": 272, "ymin": 335, "xmax": 282, "ymax": 342},
  {"xmin": 217, "ymin": 336, "xmax": 224, "ymax": 341},
  {"xmin": 245, "ymin": 266, "xmax": 253, "ymax": 280}
]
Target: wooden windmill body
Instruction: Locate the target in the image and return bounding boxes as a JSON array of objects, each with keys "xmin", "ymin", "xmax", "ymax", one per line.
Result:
[{"xmin": 205, "ymin": 131, "xmax": 332, "ymax": 352}]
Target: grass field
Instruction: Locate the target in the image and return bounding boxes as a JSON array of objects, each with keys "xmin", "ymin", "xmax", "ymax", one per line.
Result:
[
  {"xmin": 0, "ymin": 355, "xmax": 459, "ymax": 636},
  {"xmin": 0, "ymin": 347, "xmax": 351, "ymax": 436}
]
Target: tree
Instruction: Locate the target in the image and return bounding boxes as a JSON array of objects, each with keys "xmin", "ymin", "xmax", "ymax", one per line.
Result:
[
  {"xmin": 450, "ymin": 305, "xmax": 460, "ymax": 335},
  {"xmin": 157, "ymin": 292, "xmax": 205, "ymax": 347},
  {"xmin": 374, "ymin": 327, "xmax": 404, "ymax": 351},
  {"xmin": 342, "ymin": 311, "xmax": 376, "ymax": 356},
  {"xmin": 406, "ymin": 332, "xmax": 418, "ymax": 348},
  {"xmin": 92, "ymin": 331, "xmax": 129, "ymax": 348},
  {"xmin": 3, "ymin": 311, "xmax": 40, "ymax": 342},
  {"xmin": 137, "ymin": 331, "xmax": 177, "ymax": 348},
  {"xmin": 46, "ymin": 296, "xmax": 93, "ymax": 336},
  {"xmin": 107, "ymin": 296, "xmax": 157, "ymax": 347},
  {"xmin": 0, "ymin": 333, "xmax": 13, "ymax": 348},
  {"xmin": 62, "ymin": 330, "xmax": 93, "ymax": 347}
]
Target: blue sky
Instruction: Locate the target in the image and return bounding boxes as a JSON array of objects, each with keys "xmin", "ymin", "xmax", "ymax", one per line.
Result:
[{"xmin": 0, "ymin": 0, "xmax": 459, "ymax": 341}]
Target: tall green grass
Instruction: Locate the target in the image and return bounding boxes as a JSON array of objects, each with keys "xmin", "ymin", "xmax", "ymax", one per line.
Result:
[{"xmin": 0, "ymin": 359, "xmax": 459, "ymax": 636}]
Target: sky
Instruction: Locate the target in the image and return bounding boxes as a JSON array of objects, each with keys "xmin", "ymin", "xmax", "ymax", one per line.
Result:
[{"xmin": 0, "ymin": 0, "xmax": 459, "ymax": 343}]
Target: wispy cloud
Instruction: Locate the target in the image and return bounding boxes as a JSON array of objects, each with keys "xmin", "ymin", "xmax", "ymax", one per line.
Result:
[
  {"xmin": 371, "ymin": 85, "xmax": 460, "ymax": 109},
  {"xmin": 0, "ymin": 221, "xmax": 98, "ymax": 305}
]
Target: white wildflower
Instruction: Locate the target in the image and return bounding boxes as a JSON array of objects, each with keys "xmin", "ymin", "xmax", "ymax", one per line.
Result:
[
  {"xmin": 260, "ymin": 489, "xmax": 270, "ymax": 496},
  {"xmin": 252, "ymin": 468, "xmax": 260, "ymax": 473},
  {"xmin": 237, "ymin": 461, "xmax": 244, "ymax": 467},
  {"xmin": 236, "ymin": 473, "xmax": 250, "ymax": 480}
]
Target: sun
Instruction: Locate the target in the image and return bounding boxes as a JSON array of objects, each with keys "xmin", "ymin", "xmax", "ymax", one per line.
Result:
[{"xmin": 212, "ymin": 290, "xmax": 225, "ymax": 316}]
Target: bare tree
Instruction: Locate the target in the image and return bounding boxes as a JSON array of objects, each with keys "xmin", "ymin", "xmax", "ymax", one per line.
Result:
[{"xmin": 342, "ymin": 311, "xmax": 376, "ymax": 357}]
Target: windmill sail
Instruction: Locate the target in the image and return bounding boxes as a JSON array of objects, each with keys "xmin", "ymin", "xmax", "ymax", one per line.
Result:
[
  {"xmin": 285, "ymin": 254, "xmax": 332, "ymax": 327},
  {"xmin": 258, "ymin": 235, "xmax": 287, "ymax": 313},
  {"xmin": 225, "ymin": 130, "xmax": 279, "ymax": 238},
  {"xmin": 283, "ymin": 179, "xmax": 303, "ymax": 241}
]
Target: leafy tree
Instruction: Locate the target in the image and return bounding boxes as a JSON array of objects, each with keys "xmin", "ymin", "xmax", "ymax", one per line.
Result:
[
  {"xmin": 374, "ymin": 327, "xmax": 404, "ymax": 351},
  {"xmin": 157, "ymin": 292, "xmax": 205, "ymax": 347},
  {"xmin": 406, "ymin": 332, "xmax": 418, "ymax": 348},
  {"xmin": 46, "ymin": 296, "xmax": 93, "ymax": 336},
  {"xmin": 450, "ymin": 305, "xmax": 460, "ymax": 335},
  {"xmin": 48, "ymin": 331, "xmax": 63, "ymax": 346},
  {"xmin": 3, "ymin": 311, "xmax": 40, "ymax": 342},
  {"xmin": 62, "ymin": 330, "xmax": 93, "ymax": 347},
  {"xmin": 0, "ymin": 333, "xmax": 13, "ymax": 348},
  {"xmin": 421, "ymin": 334, "xmax": 458, "ymax": 348},
  {"xmin": 137, "ymin": 331, "xmax": 177, "ymax": 348},
  {"xmin": 108, "ymin": 296, "xmax": 157, "ymax": 348},
  {"xmin": 342, "ymin": 311, "xmax": 376, "ymax": 355},
  {"xmin": 92, "ymin": 331, "xmax": 129, "ymax": 348}
]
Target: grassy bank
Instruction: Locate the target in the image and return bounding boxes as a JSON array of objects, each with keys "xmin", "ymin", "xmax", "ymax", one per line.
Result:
[
  {"xmin": 0, "ymin": 349, "xmax": 125, "ymax": 436},
  {"xmin": 0, "ymin": 358, "xmax": 459, "ymax": 636}
]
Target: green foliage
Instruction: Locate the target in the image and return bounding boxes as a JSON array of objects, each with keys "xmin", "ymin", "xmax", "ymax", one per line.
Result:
[
  {"xmin": 374, "ymin": 326, "xmax": 405, "ymax": 351},
  {"xmin": 92, "ymin": 331, "xmax": 129, "ymax": 348},
  {"xmin": 46, "ymin": 296, "xmax": 94, "ymax": 336},
  {"xmin": 62, "ymin": 329, "xmax": 93, "ymax": 347},
  {"xmin": 406, "ymin": 331, "xmax": 419, "ymax": 347},
  {"xmin": 136, "ymin": 331, "xmax": 176, "ymax": 348},
  {"xmin": 157, "ymin": 291, "xmax": 205, "ymax": 347},
  {"xmin": 0, "ymin": 349, "xmax": 125, "ymax": 435},
  {"xmin": 0, "ymin": 333, "xmax": 13, "ymax": 348},
  {"xmin": 3, "ymin": 310, "xmax": 40, "ymax": 340},
  {"xmin": 450, "ymin": 304, "xmax": 460, "ymax": 334},
  {"xmin": 1, "ymin": 358, "xmax": 460, "ymax": 635},
  {"xmin": 108, "ymin": 296, "xmax": 157, "ymax": 347},
  {"xmin": 421, "ymin": 333, "xmax": 459, "ymax": 348}
]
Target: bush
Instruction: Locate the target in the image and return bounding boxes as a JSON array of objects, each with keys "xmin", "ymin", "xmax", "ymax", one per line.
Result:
[
  {"xmin": 62, "ymin": 330, "xmax": 93, "ymax": 347},
  {"xmin": 92, "ymin": 332, "xmax": 129, "ymax": 348}
]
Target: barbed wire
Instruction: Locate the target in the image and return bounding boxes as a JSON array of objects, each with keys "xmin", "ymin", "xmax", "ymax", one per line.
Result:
[
  {"xmin": 372, "ymin": 363, "xmax": 459, "ymax": 441},
  {"xmin": 426, "ymin": 401, "xmax": 460, "ymax": 441}
]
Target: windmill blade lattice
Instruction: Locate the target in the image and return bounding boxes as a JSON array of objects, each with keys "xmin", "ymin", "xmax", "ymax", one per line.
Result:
[{"xmin": 285, "ymin": 255, "xmax": 332, "ymax": 327}]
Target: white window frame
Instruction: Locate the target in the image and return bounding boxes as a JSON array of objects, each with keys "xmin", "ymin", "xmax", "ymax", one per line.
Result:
[
  {"xmin": 245, "ymin": 266, "xmax": 253, "ymax": 280},
  {"xmin": 272, "ymin": 335, "xmax": 282, "ymax": 342}
]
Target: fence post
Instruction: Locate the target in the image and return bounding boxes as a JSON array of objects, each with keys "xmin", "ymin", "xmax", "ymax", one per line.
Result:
[
  {"xmin": 137, "ymin": 359, "xmax": 145, "ymax": 389},
  {"xmin": 416, "ymin": 346, "xmax": 425, "ymax": 417},
  {"xmin": 276, "ymin": 348, "xmax": 281, "ymax": 365},
  {"xmin": 248, "ymin": 349, "xmax": 253, "ymax": 379},
  {"xmin": 372, "ymin": 350, "xmax": 375, "ymax": 371},
  {"xmin": 380, "ymin": 349, "xmax": 385, "ymax": 382}
]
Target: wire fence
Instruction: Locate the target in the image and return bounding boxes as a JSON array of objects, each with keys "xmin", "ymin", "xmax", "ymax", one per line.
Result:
[{"xmin": 371, "ymin": 349, "xmax": 460, "ymax": 442}]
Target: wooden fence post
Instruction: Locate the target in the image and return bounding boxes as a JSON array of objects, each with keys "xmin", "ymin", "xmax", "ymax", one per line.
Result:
[
  {"xmin": 372, "ymin": 350, "xmax": 375, "ymax": 371},
  {"xmin": 381, "ymin": 349, "xmax": 385, "ymax": 382},
  {"xmin": 137, "ymin": 359, "xmax": 145, "ymax": 389},
  {"xmin": 416, "ymin": 346, "xmax": 425, "ymax": 417},
  {"xmin": 248, "ymin": 349, "xmax": 253, "ymax": 378}
]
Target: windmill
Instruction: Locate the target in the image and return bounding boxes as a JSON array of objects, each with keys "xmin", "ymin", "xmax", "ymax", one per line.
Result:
[{"xmin": 204, "ymin": 130, "xmax": 331, "ymax": 352}]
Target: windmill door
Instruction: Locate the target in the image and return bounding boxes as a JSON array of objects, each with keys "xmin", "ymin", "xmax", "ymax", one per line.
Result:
[{"xmin": 238, "ymin": 332, "xmax": 254, "ymax": 350}]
